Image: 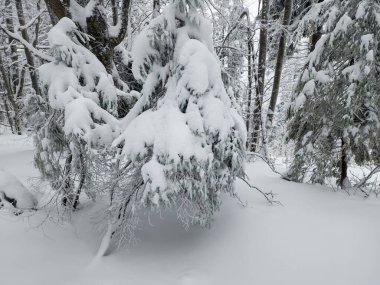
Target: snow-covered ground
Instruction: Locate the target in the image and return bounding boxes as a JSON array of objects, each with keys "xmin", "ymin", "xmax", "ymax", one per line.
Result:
[{"xmin": 0, "ymin": 134, "xmax": 379, "ymax": 285}]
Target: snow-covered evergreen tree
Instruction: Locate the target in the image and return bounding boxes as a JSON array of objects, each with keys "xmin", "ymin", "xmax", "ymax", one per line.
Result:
[
  {"xmin": 28, "ymin": 18, "xmax": 126, "ymax": 207},
  {"xmin": 97, "ymin": 0, "xmax": 247, "ymax": 255},
  {"xmin": 286, "ymin": 0, "xmax": 380, "ymax": 187}
]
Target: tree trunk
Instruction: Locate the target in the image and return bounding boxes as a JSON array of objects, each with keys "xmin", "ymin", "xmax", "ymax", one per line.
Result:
[
  {"xmin": 0, "ymin": 54, "xmax": 22, "ymax": 134},
  {"xmin": 44, "ymin": 0, "xmax": 131, "ymax": 75},
  {"xmin": 111, "ymin": 0, "xmax": 118, "ymax": 25},
  {"xmin": 43, "ymin": 0, "xmax": 67, "ymax": 25},
  {"xmin": 265, "ymin": 0, "xmax": 293, "ymax": 132},
  {"xmin": 246, "ymin": 34, "xmax": 253, "ymax": 142},
  {"xmin": 340, "ymin": 138, "xmax": 348, "ymax": 188},
  {"xmin": 1, "ymin": 90, "xmax": 15, "ymax": 133},
  {"xmin": 309, "ymin": 27, "xmax": 322, "ymax": 52},
  {"xmin": 73, "ymin": 149, "xmax": 86, "ymax": 209},
  {"xmin": 15, "ymin": 0, "xmax": 40, "ymax": 95},
  {"xmin": 153, "ymin": 0, "xmax": 160, "ymax": 18},
  {"xmin": 251, "ymin": 0, "xmax": 269, "ymax": 152},
  {"xmin": 242, "ymin": 12, "xmax": 253, "ymax": 147},
  {"xmin": 5, "ymin": 0, "xmax": 20, "ymax": 90},
  {"xmin": 61, "ymin": 154, "xmax": 73, "ymax": 207}
]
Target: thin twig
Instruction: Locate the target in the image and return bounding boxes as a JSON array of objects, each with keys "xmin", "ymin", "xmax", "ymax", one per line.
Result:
[{"xmin": 239, "ymin": 176, "xmax": 282, "ymax": 206}]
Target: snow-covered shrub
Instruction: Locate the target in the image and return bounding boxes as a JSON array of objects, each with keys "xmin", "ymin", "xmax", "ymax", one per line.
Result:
[
  {"xmin": 28, "ymin": 18, "xmax": 126, "ymax": 207},
  {"xmin": 28, "ymin": 2, "xmax": 246, "ymax": 255},
  {"xmin": 0, "ymin": 170, "xmax": 37, "ymax": 211},
  {"xmin": 97, "ymin": 0, "xmax": 247, "ymax": 254},
  {"xmin": 286, "ymin": 0, "xmax": 380, "ymax": 187}
]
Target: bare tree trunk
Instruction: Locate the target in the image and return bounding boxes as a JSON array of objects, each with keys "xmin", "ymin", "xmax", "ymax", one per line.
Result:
[
  {"xmin": 244, "ymin": 12, "xmax": 253, "ymax": 146},
  {"xmin": 309, "ymin": 26, "xmax": 322, "ymax": 52},
  {"xmin": 1, "ymin": 90, "xmax": 15, "ymax": 133},
  {"xmin": 111, "ymin": 0, "xmax": 118, "ymax": 25},
  {"xmin": 0, "ymin": 54, "xmax": 22, "ymax": 134},
  {"xmin": 15, "ymin": 0, "xmax": 40, "ymax": 95},
  {"xmin": 265, "ymin": 0, "xmax": 293, "ymax": 132},
  {"xmin": 43, "ymin": 0, "xmax": 67, "ymax": 25},
  {"xmin": 5, "ymin": 0, "xmax": 21, "ymax": 133},
  {"xmin": 32, "ymin": 0, "xmax": 42, "ymax": 48},
  {"xmin": 246, "ymin": 35, "xmax": 253, "ymax": 139},
  {"xmin": 73, "ymin": 147, "xmax": 86, "ymax": 209},
  {"xmin": 251, "ymin": 0, "xmax": 269, "ymax": 152},
  {"xmin": 61, "ymin": 154, "xmax": 73, "ymax": 207},
  {"xmin": 5, "ymin": 0, "xmax": 20, "ymax": 90}
]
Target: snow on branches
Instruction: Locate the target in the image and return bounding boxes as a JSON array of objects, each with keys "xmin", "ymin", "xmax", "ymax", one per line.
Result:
[
  {"xmin": 29, "ymin": 17, "xmax": 123, "ymax": 207},
  {"xmin": 287, "ymin": 0, "xmax": 380, "ymax": 188},
  {"xmin": 114, "ymin": 1, "xmax": 246, "ymax": 223}
]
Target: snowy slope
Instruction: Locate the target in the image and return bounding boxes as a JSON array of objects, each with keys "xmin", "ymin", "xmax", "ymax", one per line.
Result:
[{"xmin": 0, "ymin": 135, "xmax": 379, "ymax": 285}]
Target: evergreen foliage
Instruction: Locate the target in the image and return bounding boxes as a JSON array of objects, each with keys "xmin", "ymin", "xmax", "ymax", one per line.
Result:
[
  {"xmin": 287, "ymin": 0, "xmax": 380, "ymax": 186},
  {"xmin": 112, "ymin": 0, "xmax": 247, "ymax": 228},
  {"xmin": 28, "ymin": 18, "xmax": 123, "ymax": 207}
]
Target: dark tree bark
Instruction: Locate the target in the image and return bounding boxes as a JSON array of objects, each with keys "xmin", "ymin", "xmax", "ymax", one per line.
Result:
[
  {"xmin": 250, "ymin": 0, "xmax": 269, "ymax": 152},
  {"xmin": 111, "ymin": 0, "xmax": 119, "ymax": 25},
  {"xmin": 43, "ymin": 0, "xmax": 67, "ymax": 25},
  {"xmin": 266, "ymin": 0, "xmax": 293, "ymax": 131},
  {"xmin": 340, "ymin": 138, "xmax": 348, "ymax": 188},
  {"xmin": 32, "ymin": 0, "xmax": 42, "ymax": 48},
  {"xmin": 309, "ymin": 27, "xmax": 322, "ymax": 52},
  {"xmin": 73, "ymin": 148, "xmax": 86, "ymax": 209},
  {"xmin": 44, "ymin": 0, "xmax": 131, "ymax": 83},
  {"xmin": 61, "ymin": 154, "xmax": 74, "ymax": 207}
]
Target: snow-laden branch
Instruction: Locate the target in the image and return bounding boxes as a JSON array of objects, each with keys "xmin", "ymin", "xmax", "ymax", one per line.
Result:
[
  {"xmin": 354, "ymin": 166, "xmax": 380, "ymax": 189},
  {"xmin": 0, "ymin": 24, "xmax": 53, "ymax": 62},
  {"xmin": 17, "ymin": 9, "xmax": 46, "ymax": 31},
  {"xmin": 0, "ymin": 45, "xmax": 50, "ymax": 50}
]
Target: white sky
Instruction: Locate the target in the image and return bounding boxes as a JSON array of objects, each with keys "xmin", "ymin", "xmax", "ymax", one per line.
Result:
[{"xmin": 245, "ymin": 0, "xmax": 260, "ymax": 18}]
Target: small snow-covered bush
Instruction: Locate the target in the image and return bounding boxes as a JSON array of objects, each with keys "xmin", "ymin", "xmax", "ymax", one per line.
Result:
[{"xmin": 0, "ymin": 170, "xmax": 37, "ymax": 211}]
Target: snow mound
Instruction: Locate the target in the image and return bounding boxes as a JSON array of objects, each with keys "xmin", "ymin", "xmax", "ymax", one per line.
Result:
[{"xmin": 0, "ymin": 170, "xmax": 37, "ymax": 210}]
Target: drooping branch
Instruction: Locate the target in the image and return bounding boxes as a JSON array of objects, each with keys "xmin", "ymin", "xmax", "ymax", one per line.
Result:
[{"xmin": 217, "ymin": 10, "xmax": 250, "ymax": 57}]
